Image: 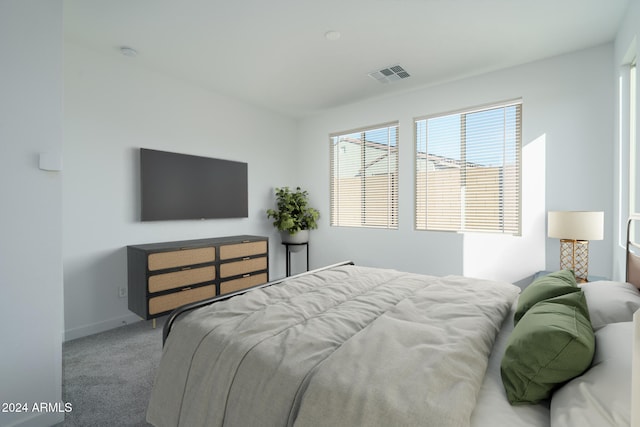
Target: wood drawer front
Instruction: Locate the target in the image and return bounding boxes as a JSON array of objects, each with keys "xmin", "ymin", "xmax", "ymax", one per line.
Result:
[
  {"xmin": 148, "ymin": 266, "xmax": 215, "ymax": 293},
  {"xmin": 220, "ymin": 257, "xmax": 267, "ymax": 278},
  {"xmin": 148, "ymin": 285, "xmax": 216, "ymax": 315},
  {"xmin": 219, "ymin": 241, "xmax": 267, "ymax": 260},
  {"xmin": 220, "ymin": 273, "xmax": 268, "ymax": 295},
  {"xmin": 148, "ymin": 247, "xmax": 216, "ymax": 271}
]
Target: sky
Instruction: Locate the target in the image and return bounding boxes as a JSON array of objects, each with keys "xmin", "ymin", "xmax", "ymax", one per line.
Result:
[{"xmin": 416, "ymin": 104, "xmax": 519, "ymax": 167}]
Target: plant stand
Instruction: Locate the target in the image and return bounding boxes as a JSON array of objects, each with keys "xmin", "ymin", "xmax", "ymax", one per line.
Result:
[{"xmin": 283, "ymin": 242, "xmax": 309, "ymax": 277}]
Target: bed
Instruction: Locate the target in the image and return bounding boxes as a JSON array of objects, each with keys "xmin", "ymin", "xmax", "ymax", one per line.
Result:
[{"xmin": 147, "ymin": 217, "xmax": 640, "ymax": 427}]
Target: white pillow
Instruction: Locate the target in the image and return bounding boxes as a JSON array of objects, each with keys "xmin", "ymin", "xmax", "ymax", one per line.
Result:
[
  {"xmin": 581, "ymin": 281, "xmax": 640, "ymax": 330},
  {"xmin": 550, "ymin": 322, "xmax": 632, "ymax": 427}
]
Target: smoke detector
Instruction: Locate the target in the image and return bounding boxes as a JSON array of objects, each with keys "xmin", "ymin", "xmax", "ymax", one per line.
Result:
[
  {"xmin": 324, "ymin": 30, "xmax": 341, "ymax": 41},
  {"xmin": 368, "ymin": 65, "xmax": 410, "ymax": 84},
  {"xmin": 120, "ymin": 46, "xmax": 138, "ymax": 57}
]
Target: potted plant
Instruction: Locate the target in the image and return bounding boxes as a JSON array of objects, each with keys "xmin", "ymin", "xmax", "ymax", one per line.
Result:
[{"xmin": 266, "ymin": 186, "xmax": 319, "ymax": 246}]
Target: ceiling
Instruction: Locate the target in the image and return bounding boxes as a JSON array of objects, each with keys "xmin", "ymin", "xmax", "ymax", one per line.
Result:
[{"xmin": 64, "ymin": 0, "xmax": 630, "ymax": 118}]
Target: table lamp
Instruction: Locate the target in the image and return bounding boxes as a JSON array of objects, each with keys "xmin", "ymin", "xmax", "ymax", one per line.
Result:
[{"xmin": 547, "ymin": 211, "xmax": 604, "ymax": 282}]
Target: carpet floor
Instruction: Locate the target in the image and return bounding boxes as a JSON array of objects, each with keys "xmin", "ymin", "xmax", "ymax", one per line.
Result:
[{"xmin": 60, "ymin": 318, "xmax": 164, "ymax": 427}]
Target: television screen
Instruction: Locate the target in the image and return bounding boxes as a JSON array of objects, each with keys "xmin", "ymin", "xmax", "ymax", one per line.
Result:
[{"xmin": 140, "ymin": 148, "xmax": 248, "ymax": 221}]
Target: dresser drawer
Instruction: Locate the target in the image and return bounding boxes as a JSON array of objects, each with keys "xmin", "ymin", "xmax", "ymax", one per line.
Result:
[
  {"xmin": 148, "ymin": 285, "xmax": 216, "ymax": 315},
  {"xmin": 220, "ymin": 256, "xmax": 267, "ymax": 278},
  {"xmin": 128, "ymin": 236, "xmax": 268, "ymax": 320},
  {"xmin": 220, "ymin": 273, "xmax": 268, "ymax": 295},
  {"xmin": 219, "ymin": 241, "xmax": 267, "ymax": 260},
  {"xmin": 148, "ymin": 247, "xmax": 216, "ymax": 271},
  {"xmin": 148, "ymin": 265, "xmax": 215, "ymax": 293}
]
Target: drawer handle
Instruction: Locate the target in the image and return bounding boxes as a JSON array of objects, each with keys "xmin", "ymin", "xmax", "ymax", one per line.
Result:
[
  {"xmin": 182, "ymin": 287, "xmax": 192, "ymax": 291},
  {"xmin": 242, "ymin": 274, "xmax": 251, "ymax": 278},
  {"xmin": 243, "ymin": 256, "xmax": 250, "ymax": 260},
  {"xmin": 181, "ymin": 266, "xmax": 192, "ymax": 270}
]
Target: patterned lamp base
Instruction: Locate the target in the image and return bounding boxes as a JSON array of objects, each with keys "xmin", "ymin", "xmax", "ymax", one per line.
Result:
[{"xmin": 559, "ymin": 239, "xmax": 590, "ymax": 282}]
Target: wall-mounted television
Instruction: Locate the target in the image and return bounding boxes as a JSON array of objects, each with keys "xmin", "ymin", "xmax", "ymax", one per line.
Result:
[{"xmin": 140, "ymin": 148, "xmax": 248, "ymax": 221}]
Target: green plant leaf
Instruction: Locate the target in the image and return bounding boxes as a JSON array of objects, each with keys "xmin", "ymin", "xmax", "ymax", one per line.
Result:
[{"xmin": 265, "ymin": 186, "xmax": 320, "ymax": 233}]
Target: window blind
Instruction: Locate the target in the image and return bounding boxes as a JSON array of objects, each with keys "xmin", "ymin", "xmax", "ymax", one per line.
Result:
[
  {"xmin": 330, "ymin": 123, "xmax": 399, "ymax": 229},
  {"xmin": 415, "ymin": 101, "xmax": 522, "ymax": 234}
]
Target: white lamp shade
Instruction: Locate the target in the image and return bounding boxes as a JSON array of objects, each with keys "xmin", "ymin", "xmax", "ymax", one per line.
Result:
[{"xmin": 548, "ymin": 211, "xmax": 604, "ymax": 240}]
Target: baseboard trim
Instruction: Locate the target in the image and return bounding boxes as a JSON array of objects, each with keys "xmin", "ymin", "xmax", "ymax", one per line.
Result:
[{"xmin": 64, "ymin": 313, "xmax": 142, "ymax": 342}]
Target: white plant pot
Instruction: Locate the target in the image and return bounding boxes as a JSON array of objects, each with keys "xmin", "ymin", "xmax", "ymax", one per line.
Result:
[{"xmin": 281, "ymin": 230, "xmax": 309, "ymax": 252}]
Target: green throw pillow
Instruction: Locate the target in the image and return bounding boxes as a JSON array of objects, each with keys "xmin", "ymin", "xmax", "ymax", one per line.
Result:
[
  {"xmin": 514, "ymin": 270, "xmax": 579, "ymax": 324},
  {"xmin": 501, "ymin": 291, "xmax": 595, "ymax": 405}
]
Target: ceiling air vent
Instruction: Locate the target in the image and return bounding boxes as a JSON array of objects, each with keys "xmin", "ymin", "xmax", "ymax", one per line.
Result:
[{"xmin": 368, "ymin": 65, "xmax": 411, "ymax": 84}]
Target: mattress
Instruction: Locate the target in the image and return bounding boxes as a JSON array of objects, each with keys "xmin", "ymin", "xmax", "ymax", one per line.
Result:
[
  {"xmin": 470, "ymin": 302, "xmax": 550, "ymax": 427},
  {"xmin": 148, "ymin": 265, "xmax": 639, "ymax": 427},
  {"xmin": 148, "ymin": 264, "xmax": 521, "ymax": 427}
]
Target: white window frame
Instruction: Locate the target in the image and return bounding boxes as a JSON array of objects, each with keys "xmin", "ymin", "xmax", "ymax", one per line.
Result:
[
  {"xmin": 330, "ymin": 122, "xmax": 399, "ymax": 229},
  {"xmin": 414, "ymin": 100, "xmax": 522, "ymax": 235},
  {"xmin": 630, "ymin": 61, "xmax": 637, "ymax": 217}
]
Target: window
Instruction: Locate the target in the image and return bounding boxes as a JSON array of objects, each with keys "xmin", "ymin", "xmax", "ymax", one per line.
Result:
[
  {"xmin": 415, "ymin": 100, "xmax": 522, "ymax": 234},
  {"xmin": 330, "ymin": 123, "xmax": 399, "ymax": 229},
  {"xmin": 630, "ymin": 61, "xmax": 638, "ymax": 216}
]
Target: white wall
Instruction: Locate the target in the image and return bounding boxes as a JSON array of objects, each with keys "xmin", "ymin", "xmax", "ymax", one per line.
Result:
[
  {"xmin": 298, "ymin": 45, "xmax": 614, "ymax": 282},
  {"xmin": 614, "ymin": 0, "xmax": 640, "ymax": 281},
  {"xmin": 0, "ymin": 1, "xmax": 65, "ymax": 426},
  {"xmin": 63, "ymin": 43, "xmax": 299, "ymax": 340}
]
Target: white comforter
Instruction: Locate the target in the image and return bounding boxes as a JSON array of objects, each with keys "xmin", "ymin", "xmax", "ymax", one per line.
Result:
[{"xmin": 147, "ymin": 265, "xmax": 520, "ymax": 427}]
